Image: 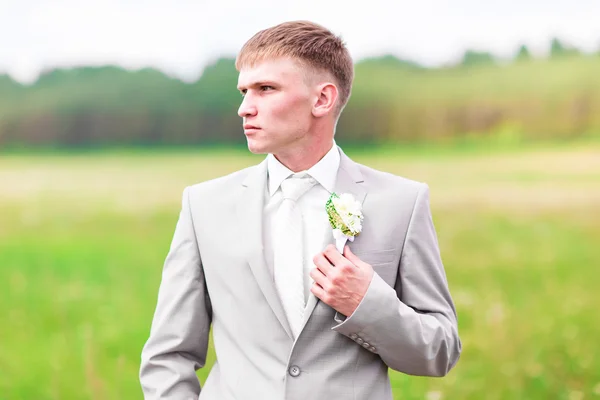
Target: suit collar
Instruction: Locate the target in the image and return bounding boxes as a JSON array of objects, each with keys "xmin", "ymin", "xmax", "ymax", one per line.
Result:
[
  {"xmin": 239, "ymin": 159, "xmax": 294, "ymax": 339},
  {"xmin": 298, "ymin": 146, "xmax": 367, "ymax": 334}
]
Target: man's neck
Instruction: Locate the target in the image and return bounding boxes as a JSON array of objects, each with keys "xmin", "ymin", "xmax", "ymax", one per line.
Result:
[{"xmin": 273, "ymin": 138, "xmax": 334, "ymax": 173}]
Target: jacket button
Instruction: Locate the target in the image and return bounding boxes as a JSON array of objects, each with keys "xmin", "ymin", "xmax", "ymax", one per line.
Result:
[
  {"xmin": 350, "ymin": 333, "xmax": 358, "ymax": 340},
  {"xmin": 356, "ymin": 338, "xmax": 364, "ymax": 345},
  {"xmin": 289, "ymin": 365, "xmax": 301, "ymax": 377}
]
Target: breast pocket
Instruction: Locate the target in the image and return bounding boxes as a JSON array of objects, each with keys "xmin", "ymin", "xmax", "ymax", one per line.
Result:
[
  {"xmin": 352, "ymin": 248, "xmax": 398, "ymax": 284},
  {"xmin": 353, "ymin": 248, "xmax": 397, "ymax": 266}
]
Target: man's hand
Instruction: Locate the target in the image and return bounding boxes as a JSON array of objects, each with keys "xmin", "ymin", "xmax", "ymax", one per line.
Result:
[{"xmin": 310, "ymin": 244, "xmax": 374, "ymax": 317}]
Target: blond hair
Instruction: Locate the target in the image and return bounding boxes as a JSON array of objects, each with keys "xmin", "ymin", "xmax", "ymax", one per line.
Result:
[{"xmin": 236, "ymin": 20, "xmax": 354, "ymax": 115}]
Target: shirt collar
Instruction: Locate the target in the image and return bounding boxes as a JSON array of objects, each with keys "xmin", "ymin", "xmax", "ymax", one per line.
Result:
[{"xmin": 267, "ymin": 140, "xmax": 340, "ymax": 196}]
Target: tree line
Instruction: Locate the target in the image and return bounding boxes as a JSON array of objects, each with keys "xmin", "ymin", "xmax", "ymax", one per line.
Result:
[{"xmin": 0, "ymin": 37, "xmax": 599, "ymax": 148}]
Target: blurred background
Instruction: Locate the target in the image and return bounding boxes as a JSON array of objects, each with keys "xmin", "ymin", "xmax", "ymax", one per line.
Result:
[{"xmin": 1, "ymin": 1, "xmax": 599, "ymax": 399}]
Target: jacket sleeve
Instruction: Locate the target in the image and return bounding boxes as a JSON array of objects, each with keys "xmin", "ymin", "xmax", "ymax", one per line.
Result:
[
  {"xmin": 332, "ymin": 183, "xmax": 461, "ymax": 377},
  {"xmin": 139, "ymin": 186, "xmax": 213, "ymax": 398}
]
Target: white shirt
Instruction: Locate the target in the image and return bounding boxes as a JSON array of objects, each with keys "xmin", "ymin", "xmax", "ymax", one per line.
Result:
[{"xmin": 263, "ymin": 142, "xmax": 341, "ymax": 305}]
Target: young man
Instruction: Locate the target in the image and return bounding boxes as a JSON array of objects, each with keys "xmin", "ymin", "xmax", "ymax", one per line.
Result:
[{"xmin": 140, "ymin": 20, "xmax": 461, "ymax": 400}]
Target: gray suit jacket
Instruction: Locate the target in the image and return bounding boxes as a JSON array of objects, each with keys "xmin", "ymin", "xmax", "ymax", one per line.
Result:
[{"xmin": 140, "ymin": 147, "xmax": 461, "ymax": 400}]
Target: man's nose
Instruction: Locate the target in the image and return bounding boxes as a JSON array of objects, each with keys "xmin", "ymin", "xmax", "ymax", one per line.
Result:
[{"xmin": 238, "ymin": 95, "xmax": 257, "ymax": 118}]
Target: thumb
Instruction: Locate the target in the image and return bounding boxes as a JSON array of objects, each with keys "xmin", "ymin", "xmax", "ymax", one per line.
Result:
[{"xmin": 343, "ymin": 245, "xmax": 363, "ymax": 267}]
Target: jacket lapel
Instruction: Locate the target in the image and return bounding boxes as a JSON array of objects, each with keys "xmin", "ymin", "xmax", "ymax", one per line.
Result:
[
  {"xmin": 236, "ymin": 159, "xmax": 293, "ymax": 339},
  {"xmin": 298, "ymin": 147, "xmax": 368, "ymax": 333}
]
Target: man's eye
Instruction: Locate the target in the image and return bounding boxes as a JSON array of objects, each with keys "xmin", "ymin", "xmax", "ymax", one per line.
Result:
[{"xmin": 261, "ymin": 86, "xmax": 274, "ymax": 91}]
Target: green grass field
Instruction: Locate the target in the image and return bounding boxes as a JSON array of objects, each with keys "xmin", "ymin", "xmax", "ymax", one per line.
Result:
[{"xmin": 1, "ymin": 143, "xmax": 599, "ymax": 399}]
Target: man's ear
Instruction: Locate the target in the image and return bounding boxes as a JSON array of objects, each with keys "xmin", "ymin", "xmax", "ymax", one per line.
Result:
[{"xmin": 312, "ymin": 83, "xmax": 338, "ymax": 118}]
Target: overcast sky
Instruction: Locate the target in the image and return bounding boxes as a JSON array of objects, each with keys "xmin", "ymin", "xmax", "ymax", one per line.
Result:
[{"xmin": 1, "ymin": 0, "xmax": 599, "ymax": 84}]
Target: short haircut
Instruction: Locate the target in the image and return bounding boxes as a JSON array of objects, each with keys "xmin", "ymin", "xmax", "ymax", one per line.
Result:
[{"xmin": 236, "ymin": 20, "xmax": 354, "ymax": 115}]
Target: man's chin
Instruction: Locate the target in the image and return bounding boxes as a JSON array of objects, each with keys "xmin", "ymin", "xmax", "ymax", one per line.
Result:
[{"xmin": 246, "ymin": 140, "xmax": 270, "ymax": 155}]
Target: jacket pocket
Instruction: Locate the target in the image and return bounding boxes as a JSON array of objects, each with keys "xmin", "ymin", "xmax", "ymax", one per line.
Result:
[{"xmin": 353, "ymin": 248, "xmax": 397, "ymax": 266}]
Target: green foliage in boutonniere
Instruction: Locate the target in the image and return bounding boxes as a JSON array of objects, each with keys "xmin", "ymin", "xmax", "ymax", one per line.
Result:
[{"xmin": 326, "ymin": 192, "xmax": 363, "ymax": 237}]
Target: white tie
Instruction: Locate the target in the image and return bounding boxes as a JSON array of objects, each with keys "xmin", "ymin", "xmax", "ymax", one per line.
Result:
[{"xmin": 273, "ymin": 172, "xmax": 317, "ymax": 339}]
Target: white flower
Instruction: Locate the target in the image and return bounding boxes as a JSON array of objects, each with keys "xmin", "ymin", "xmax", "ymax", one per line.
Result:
[
  {"xmin": 326, "ymin": 192, "xmax": 364, "ymax": 252},
  {"xmin": 331, "ymin": 193, "xmax": 363, "ymax": 235}
]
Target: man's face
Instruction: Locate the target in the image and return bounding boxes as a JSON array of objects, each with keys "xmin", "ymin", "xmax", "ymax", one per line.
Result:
[{"xmin": 237, "ymin": 57, "xmax": 315, "ymax": 155}]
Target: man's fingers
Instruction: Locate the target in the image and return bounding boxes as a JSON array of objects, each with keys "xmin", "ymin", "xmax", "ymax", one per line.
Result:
[
  {"xmin": 313, "ymin": 252, "xmax": 334, "ymax": 276},
  {"xmin": 310, "ymin": 267, "xmax": 328, "ymax": 287},
  {"xmin": 323, "ymin": 244, "xmax": 350, "ymax": 267},
  {"xmin": 310, "ymin": 281, "xmax": 326, "ymax": 300},
  {"xmin": 343, "ymin": 245, "xmax": 363, "ymax": 268}
]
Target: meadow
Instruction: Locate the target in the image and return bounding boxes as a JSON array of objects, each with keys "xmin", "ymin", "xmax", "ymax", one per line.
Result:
[{"xmin": 1, "ymin": 142, "xmax": 599, "ymax": 399}]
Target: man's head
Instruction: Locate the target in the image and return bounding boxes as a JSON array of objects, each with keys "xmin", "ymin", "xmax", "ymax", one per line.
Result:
[{"xmin": 235, "ymin": 21, "xmax": 354, "ymax": 157}]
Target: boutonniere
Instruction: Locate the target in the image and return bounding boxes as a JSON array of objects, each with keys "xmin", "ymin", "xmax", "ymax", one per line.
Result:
[{"xmin": 326, "ymin": 192, "xmax": 364, "ymax": 253}]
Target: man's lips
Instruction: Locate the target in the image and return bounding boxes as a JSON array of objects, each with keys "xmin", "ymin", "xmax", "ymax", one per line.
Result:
[{"xmin": 243, "ymin": 125, "xmax": 260, "ymax": 136}]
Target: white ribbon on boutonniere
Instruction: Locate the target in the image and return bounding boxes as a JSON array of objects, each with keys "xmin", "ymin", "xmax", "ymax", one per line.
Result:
[{"xmin": 325, "ymin": 192, "xmax": 364, "ymax": 253}]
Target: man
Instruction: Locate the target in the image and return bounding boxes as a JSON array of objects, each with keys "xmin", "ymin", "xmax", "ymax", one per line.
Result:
[{"xmin": 140, "ymin": 20, "xmax": 461, "ymax": 400}]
